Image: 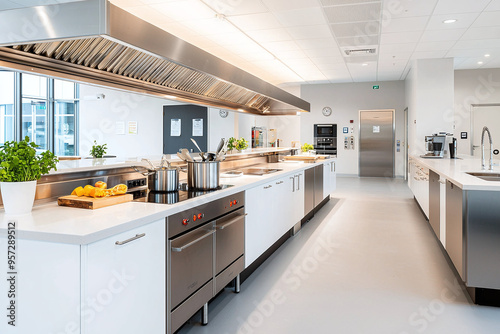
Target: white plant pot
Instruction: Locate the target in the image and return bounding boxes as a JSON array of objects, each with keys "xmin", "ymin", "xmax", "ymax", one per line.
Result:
[{"xmin": 1, "ymin": 180, "xmax": 37, "ymax": 215}]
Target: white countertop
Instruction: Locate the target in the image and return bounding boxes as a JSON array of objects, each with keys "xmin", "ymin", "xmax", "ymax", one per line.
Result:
[
  {"xmin": 0, "ymin": 158, "xmax": 335, "ymax": 245},
  {"xmin": 410, "ymin": 154, "xmax": 500, "ymax": 191}
]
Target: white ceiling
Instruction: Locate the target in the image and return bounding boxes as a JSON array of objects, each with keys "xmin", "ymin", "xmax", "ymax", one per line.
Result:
[{"xmin": 2, "ymin": 0, "xmax": 500, "ymax": 86}]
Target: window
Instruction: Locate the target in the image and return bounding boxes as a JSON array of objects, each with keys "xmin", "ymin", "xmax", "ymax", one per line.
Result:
[
  {"xmin": 0, "ymin": 71, "xmax": 79, "ymax": 155},
  {"xmin": 0, "ymin": 71, "xmax": 15, "ymax": 145}
]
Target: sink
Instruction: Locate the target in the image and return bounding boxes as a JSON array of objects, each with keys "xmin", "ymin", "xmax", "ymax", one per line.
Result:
[{"xmin": 466, "ymin": 172, "xmax": 500, "ymax": 182}]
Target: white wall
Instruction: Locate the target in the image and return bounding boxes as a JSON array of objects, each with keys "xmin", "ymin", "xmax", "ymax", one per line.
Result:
[
  {"xmin": 454, "ymin": 68, "xmax": 500, "ymax": 156},
  {"xmin": 79, "ymin": 84, "xmax": 180, "ymax": 158},
  {"xmin": 301, "ymin": 81, "xmax": 406, "ymax": 177},
  {"xmin": 207, "ymin": 108, "xmax": 235, "ymax": 151},
  {"xmin": 405, "ymin": 58, "xmax": 454, "ymax": 156}
]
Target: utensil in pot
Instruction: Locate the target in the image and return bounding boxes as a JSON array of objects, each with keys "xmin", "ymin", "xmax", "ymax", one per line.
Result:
[
  {"xmin": 159, "ymin": 154, "xmax": 168, "ymax": 168},
  {"xmin": 190, "ymin": 138, "xmax": 206, "ymax": 161},
  {"xmin": 206, "ymin": 152, "xmax": 216, "ymax": 161},
  {"xmin": 141, "ymin": 158, "xmax": 156, "ymax": 170},
  {"xmin": 216, "ymin": 138, "xmax": 225, "ymax": 155},
  {"xmin": 176, "ymin": 152, "xmax": 187, "ymax": 162},
  {"xmin": 180, "ymin": 149, "xmax": 194, "ymax": 162}
]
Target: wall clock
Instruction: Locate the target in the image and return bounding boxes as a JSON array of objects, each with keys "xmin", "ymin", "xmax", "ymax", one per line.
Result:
[
  {"xmin": 322, "ymin": 106, "xmax": 332, "ymax": 116},
  {"xmin": 219, "ymin": 109, "xmax": 228, "ymax": 118}
]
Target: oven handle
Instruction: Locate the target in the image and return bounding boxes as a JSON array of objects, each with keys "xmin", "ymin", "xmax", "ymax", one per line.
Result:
[
  {"xmin": 171, "ymin": 229, "xmax": 215, "ymax": 252},
  {"xmin": 216, "ymin": 213, "xmax": 247, "ymax": 230}
]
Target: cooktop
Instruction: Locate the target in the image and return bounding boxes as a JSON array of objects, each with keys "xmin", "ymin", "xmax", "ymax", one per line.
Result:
[{"xmin": 147, "ymin": 183, "xmax": 234, "ymax": 205}]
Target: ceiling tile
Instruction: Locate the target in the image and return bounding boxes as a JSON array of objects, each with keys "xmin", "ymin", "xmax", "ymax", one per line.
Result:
[
  {"xmin": 425, "ymin": 13, "xmax": 480, "ymax": 30},
  {"xmin": 461, "ymin": 27, "xmax": 500, "ymax": 40},
  {"xmin": 124, "ymin": 5, "xmax": 177, "ymax": 26},
  {"xmin": 330, "ymin": 21, "xmax": 379, "ymax": 38},
  {"xmin": 336, "ymin": 35, "xmax": 379, "ymax": 46},
  {"xmin": 410, "ymin": 50, "xmax": 448, "ymax": 59},
  {"xmin": 286, "ymin": 25, "xmax": 332, "ymax": 40},
  {"xmin": 415, "ymin": 40, "xmax": 456, "ymax": 52},
  {"xmin": 303, "ymin": 47, "xmax": 342, "ymax": 59},
  {"xmin": 377, "ymin": 72, "xmax": 404, "ymax": 81},
  {"xmin": 378, "ymin": 52, "xmax": 411, "ymax": 61},
  {"xmin": 446, "ymin": 48, "xmax": 500, "ymax": 58},
  {"xmin": 316, "ymin": 62, "xmax": 350, "ymax": 71},
  {"xmin": 274, "ymin": 7, "xmax": 327, "ymax": 27},
  {"xmin": 227, "ymin": 12, "xmax": 282, "ymax": 31},
  {"xmin": 310, "ymin": 56, "xmax": 345, "ymax": 65},
  {"xmin": 381, "ymin": 0, "xmax": 438, "ymax": 19},
  {"xmin": 274, "ymin": 49, "xmax": 309, "ymax": 60},
  {"xmin": 151, "ymin": 0, "xmax": 215, "ymax": 21},
  {"xmin": 380, "ymin": 31, "xmax": 422, "ymax": 44},
  {"xmin": 245, "ymin": 28, "xmax": 292, "ymax": 43},
  {"xmin": 262, "ymin": 40, "xmax": 301, "ymax": 54},
  {"xmin": 433, "ymin": 0, "xmax": 491, "ymax": 14},
  {"xmin": 238, "ymin": 50, "xmax": 275, "ymax": 62},
  {"xmin": 295, "ymin": 38, "xmax": 337, "ymax": 50},
  {"xmin": 452, "ymin": 39, "xmax": 500, "ymax": 50},
  {"xmin": 204, "ymin": 0, "xmax": 268, "ymax": 16},
  {"xmin": 485, "ymin": 0, "xmax": 500, "ymax": 11},
  {"xmin": 453, "ymin": 57, "xmax": 468, "ymax": 66},
  {"xmin": 204, "ymin": 32, "xmax": 253, "ymax": 47},
  {"xmin": 180, "ymin": 18, "xmax": 238, "ymax": 36},
  {"xmin": 323, "ymin": 3, "xmax": 381, "ymax": 24},
  {"xmin": 471, "ymin": 11, "xmax": 500, "ymax": 27},
  {"xmin": 262, "ymin": 0, "xmax": 320, "ymax": 11},
  {"xmin": 381, "ymin": 16, "xmax": 429, "ymax": 33},
  {"xmin": 419, "ymin": 29, "xmax": 467, "ymax": 42}
]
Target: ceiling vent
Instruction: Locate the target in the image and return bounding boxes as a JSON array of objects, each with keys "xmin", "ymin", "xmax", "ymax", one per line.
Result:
[{"xmin": 341, "ymin": 46, "xmax": 378, "ymax": 57}]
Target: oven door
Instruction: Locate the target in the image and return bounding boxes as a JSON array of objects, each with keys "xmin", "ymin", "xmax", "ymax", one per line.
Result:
[
  {"xmin": 215, "ymin": 208, "xmax": 245, "ymax": 274},
  {"xmin": 170, "ymin": 222, "xmax": 215, "ymax": 309},
  {"xmin": 315, "ymin": 124, "xmax": 336, "ymax": 137}
]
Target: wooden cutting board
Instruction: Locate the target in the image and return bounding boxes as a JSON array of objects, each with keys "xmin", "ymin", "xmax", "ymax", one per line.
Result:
[
  {"xmin": 283, "ymin": 155, "xmax": 327, "ymax": 162},
  {"xmin": 57, "ymin": 194, "xmax": 133, "ymax": 209}
]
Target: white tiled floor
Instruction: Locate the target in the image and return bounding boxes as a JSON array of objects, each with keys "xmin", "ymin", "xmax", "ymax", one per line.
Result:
[{"xmin": 177, "ymin": 177, "xmax": 500, "ymax": 334}]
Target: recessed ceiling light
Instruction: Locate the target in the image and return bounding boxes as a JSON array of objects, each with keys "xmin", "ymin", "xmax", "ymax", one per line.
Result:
[
  {"xmin": 485, "ymin": 54, "xmax": 491, "ymax": 58},
  {"xmin": 478, "ymin": 61, "xmax": 484, "ymax": 65},
  {"xmin": 443, "ymin": 19, "xmax": 457, "ymax": 24},
  {"xmin": 165, "ymin": 95, "xmax": 177, "ymax": 99},
  {"xmin": 362, "ymin": 63, "xmax": 369, "ymax": 67},
  {"xmin": 237, "ymin": 108, "xmax": 244, "ymax": 112}
]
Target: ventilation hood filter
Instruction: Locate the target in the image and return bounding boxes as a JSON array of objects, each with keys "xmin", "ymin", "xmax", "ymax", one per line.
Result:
[
  {"xmin": 0, "ymin": 0, "xmax": 309, "ymax": 115},
  {"xmin": 341, "ymin": 46, "xmax": 378, "ymax": 57}
]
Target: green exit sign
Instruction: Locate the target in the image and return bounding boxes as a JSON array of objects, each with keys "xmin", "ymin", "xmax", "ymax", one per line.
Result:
[{"xmin": 373, "ymin": 85, "xmax": 380, "ymax": 90}]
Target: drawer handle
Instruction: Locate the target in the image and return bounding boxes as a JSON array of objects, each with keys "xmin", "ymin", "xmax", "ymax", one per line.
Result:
[
  {"xmin": 276, "ymin": 181, "xmax": 284, "ymax": 185},
  {"xmin": 217, "ymin": 214, "xmax": 248, "ymax": 230},
  {"xmin": 264, "ymin": 185, "xmax": 272, "ymax": 189},
  {"xmin": 171, "ymin": 230, "xmax": 214, "ymax": 252},
  {"xmin": 115, "ymin": 233, "xmax": 146, "ymax": 245}
]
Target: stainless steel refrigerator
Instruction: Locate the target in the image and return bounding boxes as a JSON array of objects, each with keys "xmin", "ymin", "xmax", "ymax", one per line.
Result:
[{"xmin": 359, "ymin": 109, "xmax": 395, "ymax": 177}]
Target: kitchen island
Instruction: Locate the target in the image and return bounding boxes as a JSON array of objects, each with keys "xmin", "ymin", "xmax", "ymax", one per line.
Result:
[
  {"xmin": 0, "ymin": 155, "xmax": 336, "ymax": 334},
  {"xmin": 409, "ymin": 154, "xmax": 500, "ymax": 306}
]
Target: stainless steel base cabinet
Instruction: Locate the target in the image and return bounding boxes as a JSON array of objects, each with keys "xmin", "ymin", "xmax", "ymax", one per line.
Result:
[{"xmin": 445, "ymin": 180, "xmax": 465, "ymax": 280}]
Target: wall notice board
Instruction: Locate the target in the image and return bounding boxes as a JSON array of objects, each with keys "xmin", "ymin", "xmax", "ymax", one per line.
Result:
[{"xmin": 163, "ymin": 104, "xmax": 208, "ymax": 154}]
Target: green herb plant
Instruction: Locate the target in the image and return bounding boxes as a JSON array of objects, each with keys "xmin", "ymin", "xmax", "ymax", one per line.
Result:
[
  {"xmin": 227, "ymin": 137, "xmax": 249, "ymax": 151},
  {"xmin": 90, "ymin": 140, "xmax": 107, "ymax": 158},
  {"xmin": 301, "ymin": 143, "xmax": 314, "ymax": 152},
  {"xmin": 0, "ymin": 136, "xmax": 58, "ymax": 182}
]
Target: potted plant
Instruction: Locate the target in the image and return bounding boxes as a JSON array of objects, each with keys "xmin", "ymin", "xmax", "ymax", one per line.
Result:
[
  {"xmin": 0, "ymin": 136, "xmax": 58, "ymax": 215},
  {"xmin": 301, "ymin": 143, "xmax": 314, "ymax": 154},
  {"xmin": 227, "ymin": 137, "xmax": 249, "ymax": 153},
  {"xmin": 90, "ymin": 140, "xmax": 107, "ymax": 158}
]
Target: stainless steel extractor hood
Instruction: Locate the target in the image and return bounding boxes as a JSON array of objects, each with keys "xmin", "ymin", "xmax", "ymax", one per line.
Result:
[{"xmin": 0, "ymin": 0, "xmax": 309, "ymax": 115}]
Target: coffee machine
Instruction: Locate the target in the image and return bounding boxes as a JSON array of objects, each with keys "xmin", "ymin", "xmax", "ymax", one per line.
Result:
[{"xmin": 423, "ymin": 135, "xmax": 446, "ymax": 158}]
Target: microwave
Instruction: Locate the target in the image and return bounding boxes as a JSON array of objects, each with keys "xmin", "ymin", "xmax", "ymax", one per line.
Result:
[{"xmin": 314, "ymin": 124, "xmax": 337, "ymax": 137}]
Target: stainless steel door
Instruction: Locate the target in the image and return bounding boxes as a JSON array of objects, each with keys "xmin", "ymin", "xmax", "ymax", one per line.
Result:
[
  {"xmin": 359, "ymin": 110, "xmax": 395, "ymax": 177},
  {"xmin": 314, "ymin": 165, "xmax": 323, "ymax": 207},
  {"xmin": 170, "ymin": 222, "xmax": 215, "ymax": 309},
  {"xmin": 304, "ymin": 167, "xmax": 315, "ymax": 215},
  {"xmin": 215, "ymin": 208, "xmax": 245, "ymax": 274}
]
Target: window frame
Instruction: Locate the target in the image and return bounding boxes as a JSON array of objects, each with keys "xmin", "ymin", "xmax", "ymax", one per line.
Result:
[{"xmin": 7, "ymin": 71, "xmax": 80, "ymax": 155}]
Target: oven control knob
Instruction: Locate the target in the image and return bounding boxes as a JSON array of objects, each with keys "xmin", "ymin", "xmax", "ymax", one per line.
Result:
[
  {"xmin": 182, "ymin": 219, "xmax": 189, "ymax": 225},
  {"xmin": 193, "ymin": 215, "xmax": 197, "ymax": 222},
  {"xmin": 230, "ymin": 201, "xmax": 233, "ymax": 207},
  {"xmin": 232, "ymin": 200, "xmax": 238, "ymax": 206},
  {"xmin": 197, "ymin": 213, "xmax": 203, "ymax": 219}
]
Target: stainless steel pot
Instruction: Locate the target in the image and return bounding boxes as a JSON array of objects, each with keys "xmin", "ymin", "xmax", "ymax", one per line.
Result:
[
  {"xmin": 134, "ymin": 166, "xmax": 179, "ymax": 192},
  {"xmin": 186, "ymin": 161, "xmax": 220, "ymax": 190}
]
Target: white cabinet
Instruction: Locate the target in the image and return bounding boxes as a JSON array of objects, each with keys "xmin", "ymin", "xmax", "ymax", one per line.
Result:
[
  {"xmin": 0, "ymin": 238, "xmax": 80, "ymax": 334},
  {"xmin": 82, "ymin": 219, "xmax": 166, "ymax": 334},
  {"xmin": 245, "ymin": 172, "xmax": 304, "ymax": 268},
  {"xmin": 323, "ymin": 160, "xmax": 337, "ymax": 199},
  {"xmin": 0, "ymin": 219, "xmax": 166, "ymax": 334},
  {"xmin": 409, "ymin": 158, "xmax": 429, "ymax": 218}
]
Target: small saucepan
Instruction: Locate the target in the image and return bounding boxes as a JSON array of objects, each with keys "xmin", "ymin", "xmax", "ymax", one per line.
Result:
[{"xmin": 134, "ymin": 158, "xmax": 179, "ymax": 192}]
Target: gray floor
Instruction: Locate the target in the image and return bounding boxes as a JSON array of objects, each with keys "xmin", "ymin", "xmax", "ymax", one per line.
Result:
[{"xmin": 178, "ymin": 177, "xmax": 500, "ymax": 334}]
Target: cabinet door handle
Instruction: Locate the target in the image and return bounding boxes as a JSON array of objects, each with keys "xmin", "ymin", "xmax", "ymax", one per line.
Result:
[
  {"xmin": 290, "ymin": 176, "xmax": 295, "ymax": 192},
  {"xmin": 438, "ymin": 179, "xmax": 446, "ymax": 184},
  {"xmin": 295, "ymin": 174, "xmax": 300, "ymax": 191},
  {"xmin": 217, "ymin": 214, "xmax": 248, "ymax": 230},
  {"xmin": 115, "ymin": 233, "xmax": 146, "ymax": 246},
  {"xmin": 171, "ymin": 230, "xmax": 214, "ymax": 252}
]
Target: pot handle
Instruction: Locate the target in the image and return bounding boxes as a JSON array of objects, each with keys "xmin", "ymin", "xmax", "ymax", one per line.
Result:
[{"xmin": 133, "ymin": 166, "xmax": 155, "ymax": 176}]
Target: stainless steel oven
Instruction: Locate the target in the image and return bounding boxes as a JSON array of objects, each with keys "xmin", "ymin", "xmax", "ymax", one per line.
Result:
[
  {"xmin": 314, "ymin": 124, "xmax": 337, "ymax": 155},
  {"xmin": 167, "ymin": 191, "xmax": 245, "ymax": 333}
]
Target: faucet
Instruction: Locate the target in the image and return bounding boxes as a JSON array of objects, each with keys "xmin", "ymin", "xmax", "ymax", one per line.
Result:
[{"xmin": 481, "ymin": 126, "xmax": 493, "ymax": 170}]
